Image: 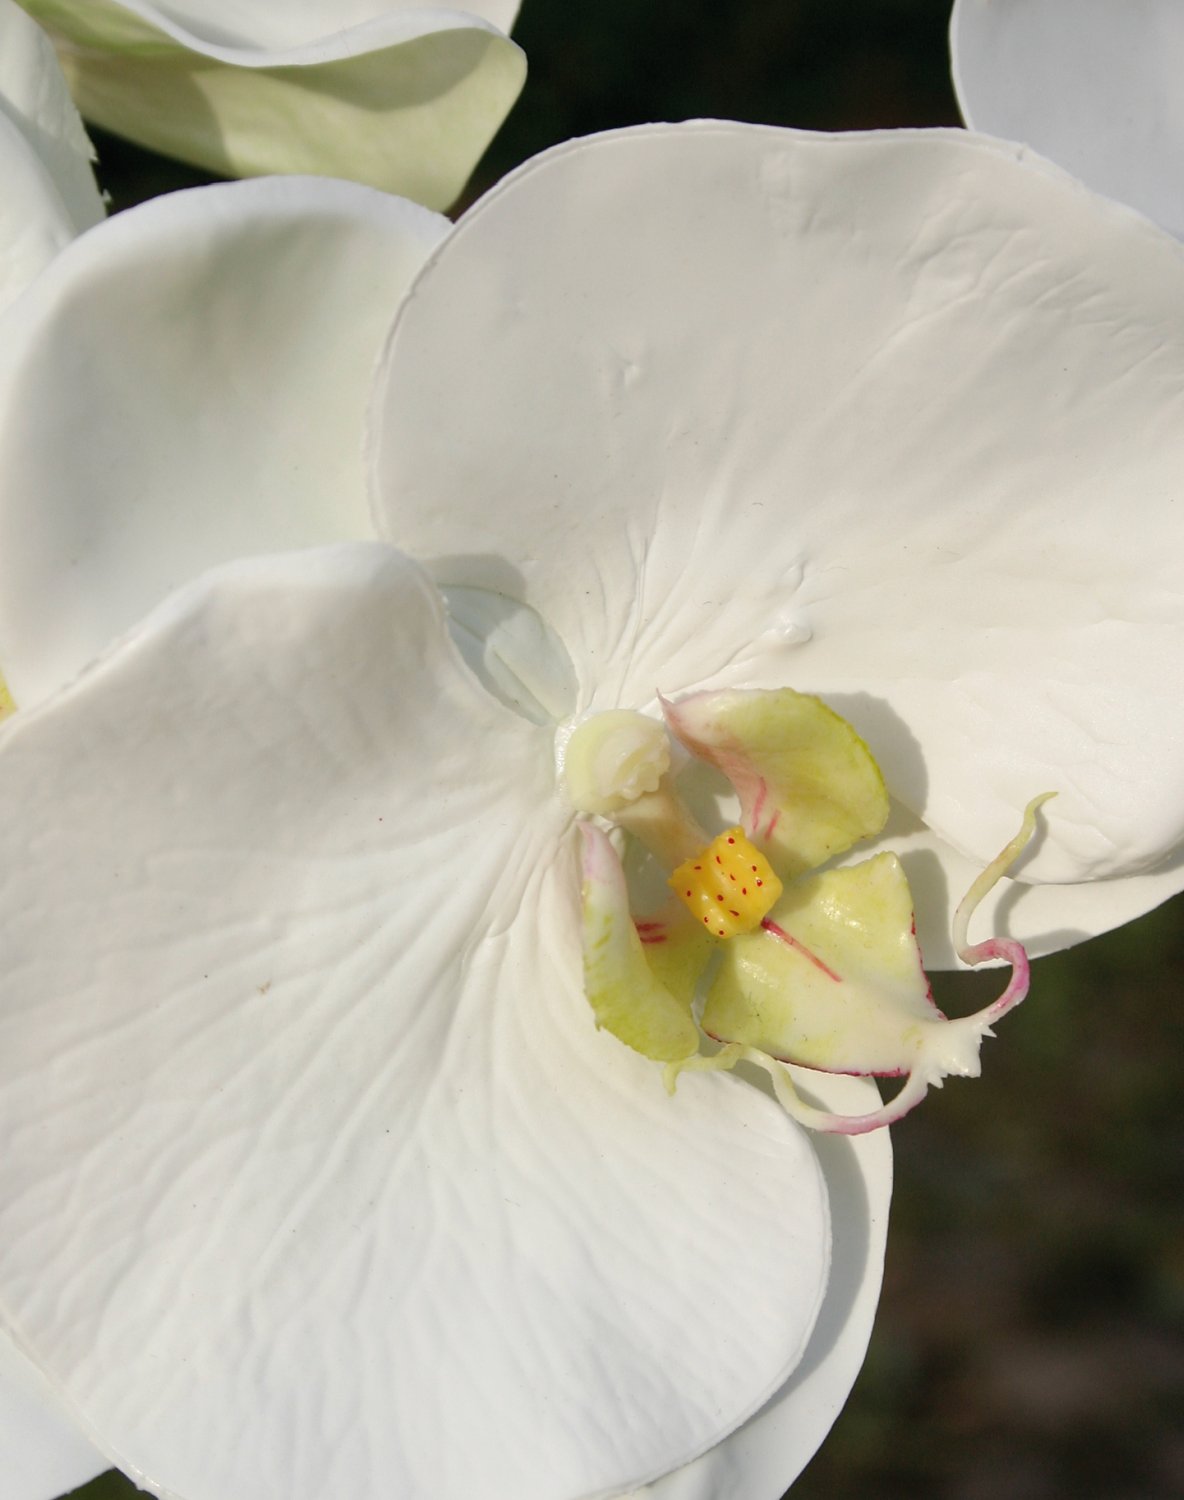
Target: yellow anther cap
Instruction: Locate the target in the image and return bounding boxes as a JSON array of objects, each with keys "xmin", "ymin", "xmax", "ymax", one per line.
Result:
[{"xmin": 669, "ymin": 827, "xmax": 783, "ymax": 939}]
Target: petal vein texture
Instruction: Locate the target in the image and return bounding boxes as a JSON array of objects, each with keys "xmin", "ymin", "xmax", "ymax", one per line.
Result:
[
  {"xmin": 372, "ymin": 122, "xmax": 1184, "ymax": 952},
  {"xmin": 0, "ymin": 544, "xmax": 831, "ymax": 1500}
]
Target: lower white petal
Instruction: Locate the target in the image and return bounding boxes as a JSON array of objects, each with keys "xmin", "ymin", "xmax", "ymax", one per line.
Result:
[
  {"xmin": 623, "ymin": 1071, "xmax": 890, "ymax": 1500},
  {"xmin": 0, "ymin": 175, "xmax": 447, "ymax": 711},
  {"xmin": 951, "ymin": 0, "xmax": 1184, "ymax": 239},
  {"xmin": 0, "ymin": 544, "xmax": 836, "ymax": 1500}
]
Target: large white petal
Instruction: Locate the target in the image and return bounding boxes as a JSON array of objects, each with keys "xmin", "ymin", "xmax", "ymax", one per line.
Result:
[
  {"xmin": 0, "ymin": 1333, "xmax": 106, "ymax": 1500},
  {"xmin": 23, "ymin": 0, "xmax": 525, "ymax": 207},
  {"xmin": 625, "ymin": 1072, "xmax": 891, "ymax": 1500},
  {"xmin": 0, "ymin": 543, "xmax": 833, "ymax": 1500},
  {"xmin": 371, "ymin": 123, "xmax": 1184, "ymax": 913},
  {"xmin": 0, "ymin": 175, "xmax": 447, "ymax": 712},
  {"xmin": 0, "ymin": 0, "xmax": 102, "ymax": 236},
  {"xmin": 951, "ymin": 0, "xmax": 1184, "ymax": 239}
]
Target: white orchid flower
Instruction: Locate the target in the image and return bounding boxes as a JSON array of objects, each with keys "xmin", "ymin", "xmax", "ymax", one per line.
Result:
[
  {"xmin": 15, "ymin": 0, "xmax": 525, "ymax": 209},
  {"xmin": 0, "ymin": 0, "xmax": 102, "ymax": 318},
  {"xmin": 950, "ymin": 0, "xmax": 1184, "ymax": 239},
  {"xmin": 1, "ymin": 122, "xmax": 1183, "ymax": 1500}
]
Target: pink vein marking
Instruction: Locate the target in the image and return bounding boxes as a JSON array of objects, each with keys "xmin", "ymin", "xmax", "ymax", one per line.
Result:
[
  {"xmin": 750, "ymin": 778, "xmax": 767, "ymax": 834},
  {"xmin": 635, "ymin": 920, "xmax": 667, "ymax": 946},
  {"xmin": 764, "ymin": 808, "xmax": 781, "ymax": 840},
  {"xmin": 761, "ymin": 919, "xmax": 841, "ymax": 982}
]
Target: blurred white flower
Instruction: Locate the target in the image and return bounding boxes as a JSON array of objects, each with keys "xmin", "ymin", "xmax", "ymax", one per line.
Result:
[
  {"xmin": 17, "ymin": 0, "xmax": 526, "ymax": 208},
  {"xmin": 951, "ymin": 0, "xmax": 1184, "ymax": 238},
  {"xmin": 0, "ymin": 0, "xmax": 102, "ymax": 316}
]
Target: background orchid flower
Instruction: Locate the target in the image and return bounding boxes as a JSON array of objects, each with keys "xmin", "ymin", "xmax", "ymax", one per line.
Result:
[
  {"xmin": 1, "ymin": 120, "xmax": 1183, "ymax": 1500},
  {"xmin": 15, "ymin": 0, "xmax": 526, "ymax": 209},
  {"xmin": 950, "ymin": 0, "xmax": 1184, "ymax": 239},
  {"xmin": 0, "ymin": 0, "xmax": 102, "ymax": 317}
]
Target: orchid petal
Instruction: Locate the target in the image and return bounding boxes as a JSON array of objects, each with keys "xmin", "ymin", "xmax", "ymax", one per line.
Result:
[
  {"xmin": 0, "ymin": 175, "xmax": 447, "ymax": 711},
  {"xmin": 664, "ymin": 688, "xmax": 889, "ymax": 878},
  {"xmin": 579, "ymin": 822, "xmax": 700, "ymax": 1062},
  {"xmin": 0, "ymin": 0, "xmax": 102, "ymax": 314},
  {"xmin": 373, "ymin": 123, "xmax": 1184, "ymax": 913},
  {"xmin": 951, "ymin": 0, "xmax": 1184, "ymax": 239},
  {"xmin": 0, "ymin": 543, "xmax": 831, "ymax": 1500},
  {"xmin": 0, "ymin": 1333, "xmax": 106, "ymax": 1500},
  {"xmin": 0, "ymin": 110, "xmax": 77, "ymax": 316},
  {"xmin": 22, "ymin": 0, "xmax": 524, "ymax": 208},
  {"xmin": 627, "ymin": 1070, "xmax": 891, "ymax": 1498},
  {"xmin": 0, "ymin": 0, "xmax": 102, "ymax": 234}
]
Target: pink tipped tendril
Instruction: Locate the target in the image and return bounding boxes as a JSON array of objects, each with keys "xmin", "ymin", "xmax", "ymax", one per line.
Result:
[{"xmin": 672, "ymin": 793, "xmax": 1056, "ymax": 1135}]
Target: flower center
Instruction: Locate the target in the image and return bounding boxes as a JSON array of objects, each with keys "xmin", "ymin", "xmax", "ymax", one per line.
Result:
[{"xmin": 670, "ymin": 827, "xmax": 782, "ymax": 938}]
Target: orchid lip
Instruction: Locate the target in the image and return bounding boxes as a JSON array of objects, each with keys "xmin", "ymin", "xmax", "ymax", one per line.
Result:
[{"xmin": 575, "ymin": 689, "xmax": 1054, "ymax": 1134}]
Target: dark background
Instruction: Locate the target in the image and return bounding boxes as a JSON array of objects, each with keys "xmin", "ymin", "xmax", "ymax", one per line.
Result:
[{"xmin": 56, "ymin": 2, "xmax": 1184, "ymax": 1497}]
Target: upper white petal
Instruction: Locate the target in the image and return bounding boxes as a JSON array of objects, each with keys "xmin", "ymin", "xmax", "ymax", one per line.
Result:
[
  {"xmin": 0, "ymin": 174, "xmax": 447, "ymax": 711},
  {"xmin": 951, "ymin": 0, "xmax": 1184, "ymax": 239},
  {"xmin": 0, "ymin": 1332, "xmax": 106, "ymax": 1500},
  {"xmin": 0, "ymin": 543, "xmax": 831, "ymax": 1500},
  {"xmin": 25, "ymin": 0, "xmax": 525, "ymax": 207},
  {"xmin": 371, "ymin": 123, "xmax": 1184, "ymax": 899}
]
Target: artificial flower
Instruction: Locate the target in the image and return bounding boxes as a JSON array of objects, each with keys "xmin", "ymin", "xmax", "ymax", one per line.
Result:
[
  {"xmin": 0, "ymin": 0, "xmax": 102, "ymax": 318},
  {"xmin": 16, "ymin": 0, "xmax": 526, "ymax": 209},
  {"xmin": 950, "ymin": 0, "xmax": 1184, "ymax": 239},
  {"xmin": 0, "ymin": 122, "xmax": 1183, "ymax": 1500}
]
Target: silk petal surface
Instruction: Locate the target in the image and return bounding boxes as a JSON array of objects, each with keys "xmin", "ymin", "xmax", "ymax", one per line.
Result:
[
  {"xmin": 372, "ymin": 123, "xmax": 1184, "ymax": 940},
  {"xmin": 0, "ymin": 175, "xmax": 447, "ymax": 710},
  {"xmin": 0, "ymin": 543, "xmax": 832, "ymax": 1500}
]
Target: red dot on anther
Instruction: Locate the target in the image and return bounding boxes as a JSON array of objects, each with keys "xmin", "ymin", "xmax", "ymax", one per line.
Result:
[
  {"xmin": 751, "ymin": 864, "xmax": 758, "ymax": 872},
  {"xmin": 756, "ymin": 879, "xmax": 764, "ymax": 887},
  {"xmin": 715, "ymin": 855, "xmax": 722, "ymax": 865},
  {"xmin": 741, "ymin": 887, "xmax": 748, "ymax": 895},
  {"xmin": 727, "ymin": 836, "xmax": 735, "ymax": 845},
  {"xmin": 729, "ymin": 909, "xmax": 740, "ymax": 917},
  {"xmin": 685, "ymin": 889, "xmax": 692, "ymax": 897},
  {"xmin": 728, "ymin": 872, "xmax": 736, "ymax": 882},
  {"xmin": 717, "ymin": 928, "xmax": 725, "ymax": 936}
]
